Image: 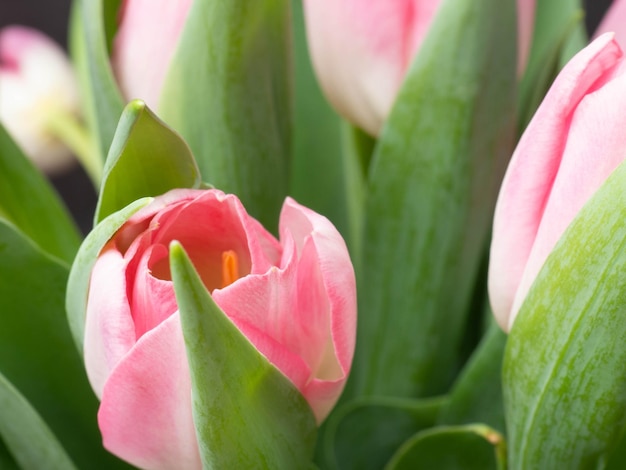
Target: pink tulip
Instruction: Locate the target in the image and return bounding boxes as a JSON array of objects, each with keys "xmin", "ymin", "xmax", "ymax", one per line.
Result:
[
  {"xmin": 488, "ymin": 33, "xmax": 625, "ymax": 331},
  {"xmin": 112, "ymin": 0, "xmax": 193, "ymax": 110},
  {"xmin": 302, "ymin": 0, "xmax": 536, "ymax": 136},
  {"xmin": 83, "ymin": 189, "xmax": 356, "ymax": 469},
  {"xmin": 0, "ymin": 26, "xmax": 79, "ymax": 173},
  {"xmin": 595, "ymin": 0, "xmax": 626, "ymax": 47}
]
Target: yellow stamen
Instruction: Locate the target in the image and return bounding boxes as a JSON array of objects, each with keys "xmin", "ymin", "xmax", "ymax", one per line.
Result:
[{"xmin": 221, "ymin": 250, "xmax": 239, "ymax": 288}]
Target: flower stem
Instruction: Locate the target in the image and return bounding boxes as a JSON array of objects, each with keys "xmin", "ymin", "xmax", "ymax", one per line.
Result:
[{"xmin": 45, "ymin": 111, "xmax": 101, "ymax": 186}]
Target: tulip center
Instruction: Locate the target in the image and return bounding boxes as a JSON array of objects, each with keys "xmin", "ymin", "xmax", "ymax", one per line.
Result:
[{"xmin": 221, "ymin": 250, "xmax": 239, "ymax": 288}]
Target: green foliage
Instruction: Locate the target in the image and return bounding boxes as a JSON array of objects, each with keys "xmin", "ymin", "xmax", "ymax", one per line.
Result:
[
  {"xmin": 504, "ymin": 160, "xmax": 626, "ymax": 468},
  {"xmin": 0, "ymin": 124, "xmax": 81, "ymax": 263},
  {"xmin": 95, "ymin": 100, "xmax": 200, "ymax": 223},
  {"xmin": 351, "ymin": 0, "xmax": 517, "ymax": 398},
  {"xmin": 160, "ymin": 0, "xmax": 293, "ymax": 229},
  {"xmin": 170, "ymin": 242, "xmax": 317, "ymax": 468},
  {"xmin": 386, "ymin": 425, "xmax": 506, "ymax": 470}
]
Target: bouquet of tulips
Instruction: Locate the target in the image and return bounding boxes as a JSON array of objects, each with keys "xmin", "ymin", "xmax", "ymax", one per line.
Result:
[{"xmin": 1, "ymin": 0, "xmax": 626, "ymax": 468}]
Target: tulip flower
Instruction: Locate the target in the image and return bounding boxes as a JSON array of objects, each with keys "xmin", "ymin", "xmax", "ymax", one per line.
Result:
[
  {"xmin": 83, "ymin": 189, "xmax": 356, "ymax": 469},
  {"xmin": 0, "ymin": 26, "xmax": 81, "ymax": 173},
  {"xmin": 595, "ymin": 0, "xmax": 626, "ymax": 46},
  {"xmin": 488, "ymin": 33, "xmax": 625, "ymax": 331},
  {"xmin": 302, "ymin": 0, "xmax": 536, "ymax": 136},
  {"xmin": 112, "ymin": 0, "xmax": 193, "ymax": 110}
]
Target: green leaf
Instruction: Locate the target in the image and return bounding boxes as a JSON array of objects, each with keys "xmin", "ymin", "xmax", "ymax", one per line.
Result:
[
  {"xmin": 169, "ymin": 242, "xmax": 317, "ymax": 469},
  {"xmin": 321, "ymin": 396, "xmax": 446, "ymax": 470},
  {"xmin": 340, "ymin": 123, "xmax": 376, "ymax": 267},
  {"xmin": 0, "ymin": 220, "xmax": 132, "ymax": 469},
  {"xmin": 79, "ymin": 0, "xmax": 125, "ymax": 164},
  {"xmin": 518, "ymin": 3, "xmax": 586, "ymax": 132},
  {"xmin": 159, "ymin": 0, "xmax": 292, "ymax": 230},
  {"xmin": 290, "ymin": 0, "xmax": 347, "ymax": 238},
  {"xmin": 503, "ymin": 160, "xmax": 626, "ymax": 469},
  {"xmin": 0, "ymin": 437, "xmax": 19, "ymax": 470},
  {"xmin": 95, "ymin": 100, "xmax": 200, "ymax": 223},
  {"xmin": 386, "ymin": 425, "xmax": 506, "ymax": 470},
  {"xmin": 0, "ymin": 123, "xmax": 81, "ymax": 264},
  {"xmin": 439, "ymin": 320, "xmax": 507, "ymax": 434},
  {"xmin": 67, "ymin": 198, "xmax": 152, "ymax": 353},
  {"xmin": 351, "ymin": 0, "xmax": 517, "ymax": 398},
  {"xmin": 0, "ymin": 372, "xmax": 77, "ymax": 470}
]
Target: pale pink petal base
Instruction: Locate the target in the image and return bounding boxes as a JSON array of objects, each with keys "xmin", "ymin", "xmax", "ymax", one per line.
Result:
[
  {"xmin": 303, "ymin": 0, "xmax": 442, "ymax": 135},
  {"xmin": 98, "ymin": 314, "xmax": 201, "ymax": 470},
  {"xmin": 84, "ymin": 244, "xmax": 136, "ymax": 398},
  {"xmin": 113, "ymin": 0, "xmax": 193, "ymax": 109}
]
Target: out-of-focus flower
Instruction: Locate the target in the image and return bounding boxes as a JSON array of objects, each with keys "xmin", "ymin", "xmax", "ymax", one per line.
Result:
[
  {"xmin": 83, "ymin": 189, "xmax": 356, "ymax": 469},
  {"xmin": 594, "ymin": 0, "xmax": 626, "ymax": 46},
  {"xmin": 0, "ymin": 26, "xmax": 80, "ymax": 173},
  {"xmin": 302, "ymin": 0, "xmax": 536, "ymax": 136},
  {"xmin": 488, "ymin": 33, "xmax": 625, "ymax": 331},
  {"xmin": 112, "ymin": 0, "xmax": 193, "ymax": 110}
]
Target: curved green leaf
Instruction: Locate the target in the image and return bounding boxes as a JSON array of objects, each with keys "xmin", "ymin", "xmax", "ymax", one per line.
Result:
[
  {"xmin": 0, "ymin": 124, "xmax": 81, "ymax": 263},
  {"xmin": 439, "ymin": 320, "xmax": 507, "ymax": 433},
  {"xmin": 95, "ymin": 100, "xmax": 200, "ymax": 223},
  {"xmin": 504, "ymin": 160, "xmax": 626, "ymax": 469},
  {"xmin": 170, "ymin": 242, "xmax": 317, "ymax": 469},
  {"xmin": 67, "ymin": 198, "xmax": 152, "ymax": 353},
  {"xmin": 386, "ymin": 424, "xmax": 506, "ymax": 470},
  {"xmin": 0, "ymin": 372, "xmax": 77, "ymax": 470},
  {"xmin": 322, "ymin": 396, "xmax": 446, "ymax": 470},
  {"xmin": 160, "ymin": 0, "xmax": 292, "ymax": 229},
  {"xmin": 79, "ymin": 0, "xmax": 125, "ymax": 163},
  {"xmin": 0, "ymin": 220, "xmax": 131, "ymax": 469},
  {"xmin": 352, "ymin": 0, "xmax": 516, "ymax": 398}
]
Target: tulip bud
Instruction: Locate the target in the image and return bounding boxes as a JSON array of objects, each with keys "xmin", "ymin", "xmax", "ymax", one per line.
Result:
[
  {"xmin": 82, "ymin": 189, "xmax": 356, "ymax": 469},
  {"xmin": 488, "ymin": 33, "xmax": 625, "ymax": 331},
  {"xmin": 112, "ymin": 0, "xmax": 193, "ymax": 110},
  {"xmin": 302, "ymin": 0, "xmax": 536, "ymax": 136},
  {"xmin": 0, "ymin": 26, "xmax": 80, "ymax": 174}
]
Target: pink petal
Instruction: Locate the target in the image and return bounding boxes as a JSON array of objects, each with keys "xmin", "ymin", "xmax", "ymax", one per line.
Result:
[
  {"xmin": 595, "ymin": 0, "xmax": 626, "ymax": 48},
  {"xmin": 512, "ymin": 53, "xmax": 626, "ymax": 323},
  {"xmin": 129, "ymin": 244, "xmax": 178, "ymax": 338},
  {"xmin": 98, "ymin": 313, "xmax": 201, "ymax": 470},
  {"xmin": 280, "ymin": 198, "xmax": 357, "ymax": 420},
  {"xmin": 488, "ymin": 34, "xmax": 622, "ymax": 330},
  {"xmin": 303, "ymin": 0, "xmax": 443, "ymax": 135},
  {"xmin": 84, "ymin": 243, "xmax": 136, "ymax": 398},
  {"xmin": 112, "ymin": 0, "xmax": 193, "ymax": 109}
]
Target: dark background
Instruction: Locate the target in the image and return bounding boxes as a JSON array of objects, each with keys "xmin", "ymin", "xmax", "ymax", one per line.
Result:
[{"xmin": 0, "ymin": 0, "xmax": 616, "ymax": 233}]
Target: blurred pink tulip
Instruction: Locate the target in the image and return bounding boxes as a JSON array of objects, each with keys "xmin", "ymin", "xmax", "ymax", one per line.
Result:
[
  {"xmin": 595, "ymin": 0, "xmax": 626, "ymax": 46},
  {"xmin": 488, "ymin": 33, "xmax": 625, "ymax": 331},
  {"xmin": 0, "ymin": 26, "xmax": 79, "ymax": 173},
  {"xmin": 303, "ymin": 0, "xmax": 536, "ymax": 136},
  {"xmin": 84, "ymin": 189, "xmax": 356, "ymax": 469},
  {"xmin": 112, "ymin": 0, "xmax": 193, "ymax": 110}
]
